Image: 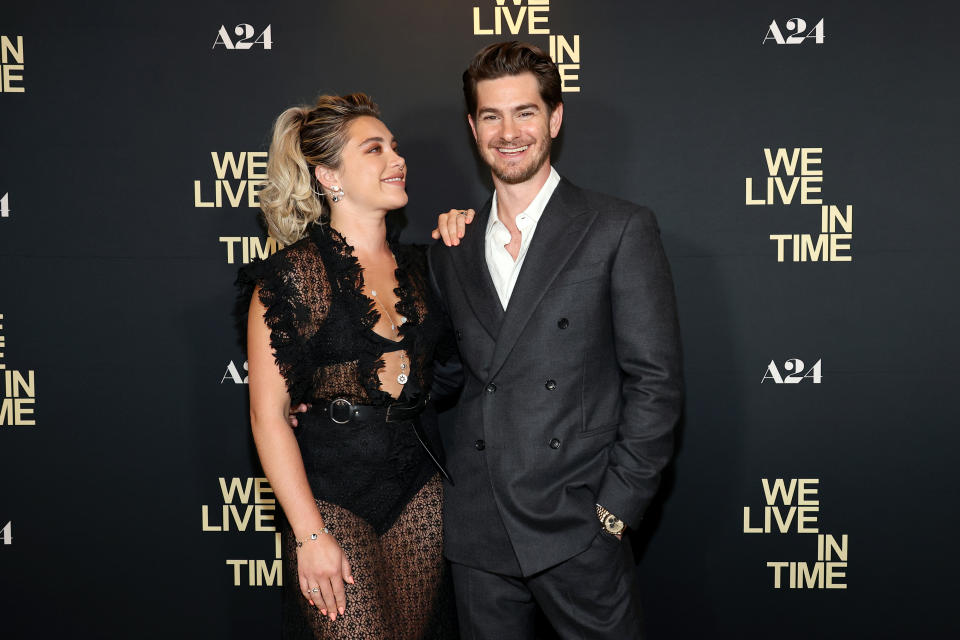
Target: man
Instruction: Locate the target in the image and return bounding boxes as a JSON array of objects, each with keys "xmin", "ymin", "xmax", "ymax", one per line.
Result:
[{"xmin": 427, "ymin": 42, "xmax": 683, "ymax": 639}]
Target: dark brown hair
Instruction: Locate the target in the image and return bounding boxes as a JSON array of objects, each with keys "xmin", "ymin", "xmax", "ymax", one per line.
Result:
[{"xmin": 462, "ymin": 41, "xmax": 562, "ymax": 117}]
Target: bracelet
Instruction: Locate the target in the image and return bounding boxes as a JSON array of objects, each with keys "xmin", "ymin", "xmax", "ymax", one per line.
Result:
[{"xmin": 295, "ymin": 527, "xmax": 332, "ymax": 548}]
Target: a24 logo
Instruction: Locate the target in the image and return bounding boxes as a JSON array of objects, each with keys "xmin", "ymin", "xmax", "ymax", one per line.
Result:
[
  {"xmin": 213, "ymin": 24, "xmax": 272, "ymax": 50},
  {"xmin": 762, "ymin": 358, "xmax": 822, "ymax": 384},
  {"xmin": 764, "ymin": 19, "xmax": 825, "ymax": 45}
]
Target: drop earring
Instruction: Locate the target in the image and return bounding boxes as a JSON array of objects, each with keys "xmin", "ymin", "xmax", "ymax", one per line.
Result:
[{"xmin": 330, "ymin": 185, "xmax": 344, "ymax": 203}]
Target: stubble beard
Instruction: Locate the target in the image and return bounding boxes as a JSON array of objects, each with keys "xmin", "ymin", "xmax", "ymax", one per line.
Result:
[{"xmin": 484, "ymin": 134, "xmax": 552, "ymax": 185}]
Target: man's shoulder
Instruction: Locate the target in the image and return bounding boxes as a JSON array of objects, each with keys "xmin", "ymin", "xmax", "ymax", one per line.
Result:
[
  {"xmin": 426, "ymin": 238, "xmax": 460, "ymax": 280},
  {"xmin": 427, "ymin": 200, "xmax": 491, "ymax": 266},
  {"xmin": 427, "ymin": 238, "xmax": 452, "ymax": 262},
  {"xmin": 562, "ymin": 180, "xmax": 657, "ymax": 228}
]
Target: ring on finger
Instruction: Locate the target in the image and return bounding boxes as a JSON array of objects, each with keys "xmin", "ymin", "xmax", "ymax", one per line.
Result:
[
  {"xmin": 311, "ymin": 587, "xmax": 320, "ymax": 593},
  {"xmin": 456, "ymin": 210, "xmax": 467, "ymax": 215}
]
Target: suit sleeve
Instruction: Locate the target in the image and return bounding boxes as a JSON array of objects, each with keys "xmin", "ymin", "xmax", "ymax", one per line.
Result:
[
  {"xmin": 596, "ymin": 208, "xmax": 683, "ymax": 528},
  {"xmin": 427, "ymin": 244, "xmax": 464, "ymax": 409}
]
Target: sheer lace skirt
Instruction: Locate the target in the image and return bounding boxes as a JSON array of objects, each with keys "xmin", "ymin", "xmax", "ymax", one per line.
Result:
[{"xmin": 280, "ymin": 475, "xmax": 457, "ymax": 639}]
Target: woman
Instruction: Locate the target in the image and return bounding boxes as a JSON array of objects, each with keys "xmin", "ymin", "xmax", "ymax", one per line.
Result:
[{"xmin": 238, "ymin": 93, "xmax": 457, "ymax": 639}]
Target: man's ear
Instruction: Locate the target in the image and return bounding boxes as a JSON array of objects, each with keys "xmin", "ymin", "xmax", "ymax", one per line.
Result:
[
  {"xmin": 549, "ymin": 103, "xmax": 564, "ymax": 139},
  {"xmin": 467, "ymin": 115, "xmax": 479, "ymax": 143},
  {"xmin": 314, "ymin": 165, "xmax": 340, "ymax": 189}
]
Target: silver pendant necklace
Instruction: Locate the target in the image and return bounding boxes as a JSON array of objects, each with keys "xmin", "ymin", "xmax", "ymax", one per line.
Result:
[{"xmin": 370, "ymin": 289, "xmax": 409, "ymax": 385}]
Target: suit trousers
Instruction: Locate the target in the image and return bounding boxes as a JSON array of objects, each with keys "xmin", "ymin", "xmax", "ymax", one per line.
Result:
[{"xmin": 450, "ymin": 530, "xmax": 644, "ymax": 640}]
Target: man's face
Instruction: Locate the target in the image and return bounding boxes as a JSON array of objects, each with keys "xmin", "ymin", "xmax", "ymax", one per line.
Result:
[{"xmin": 468, "ymin": 72, "xmax": 563, "ymax": 185}]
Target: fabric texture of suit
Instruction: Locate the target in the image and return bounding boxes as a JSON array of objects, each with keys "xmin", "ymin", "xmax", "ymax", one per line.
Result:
[{"xmin": 428, "ymin": 177, "xmax": 683, "ymax": 578}]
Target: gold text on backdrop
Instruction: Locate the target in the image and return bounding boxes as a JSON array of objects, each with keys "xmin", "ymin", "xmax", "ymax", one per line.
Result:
[{"xmin": 471, "ymin": 1, "xmax": 581, "ymax": 92}]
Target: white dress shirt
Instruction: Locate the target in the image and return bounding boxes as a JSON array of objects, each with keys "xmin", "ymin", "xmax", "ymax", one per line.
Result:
[{"xmin": 484, "ymin": 166, "xmax": 561, "ymax": 309}]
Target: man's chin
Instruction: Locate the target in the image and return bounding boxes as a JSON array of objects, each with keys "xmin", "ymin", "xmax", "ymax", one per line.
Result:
[
  {"xmin": 491, "ymin": 159, "xmax": 548, "ymax": 185},
  {"xmin": 484, "ymin": 142, "xmax": 551, "ymax": 185}
]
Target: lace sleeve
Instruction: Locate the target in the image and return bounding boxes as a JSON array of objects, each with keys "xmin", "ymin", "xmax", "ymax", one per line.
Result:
[{"xmin": 235, "ymin": 240, "xmax": 331, "ymax": 403}]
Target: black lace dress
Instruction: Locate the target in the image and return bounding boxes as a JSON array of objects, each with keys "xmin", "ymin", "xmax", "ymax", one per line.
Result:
[{"xmin": 237, "ymin": 223, "xmax": 458, "ymax": 640}]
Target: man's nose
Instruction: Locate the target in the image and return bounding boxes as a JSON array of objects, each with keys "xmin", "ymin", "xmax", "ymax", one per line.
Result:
[{"xmin": 500, "ymin": 118, "xmax": 517, "ymax": 140}]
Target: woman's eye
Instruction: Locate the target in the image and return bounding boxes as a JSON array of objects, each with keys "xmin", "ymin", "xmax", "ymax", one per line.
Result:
[{"xmin": 368, "ymin": 145, "xmax": 381, "ymax": 153}]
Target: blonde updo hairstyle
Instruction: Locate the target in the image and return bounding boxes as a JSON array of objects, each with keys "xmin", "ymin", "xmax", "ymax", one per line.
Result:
[{"xmin": 259, "ymin": 93, "xmax": 381, "ymax": 245}]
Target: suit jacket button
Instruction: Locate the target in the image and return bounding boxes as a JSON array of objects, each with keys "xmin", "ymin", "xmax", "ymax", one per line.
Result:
[
  {"xmin": 455, "ymin": 329, "xmax": 463, "ymax": 340},
  {"xmin": 475, "ymin": 439, "xmax": 486, "ymax": 451},
  {"xmin": 545, "ymin": 380, "xmax": 557, "ymax": 390},
  {"xmin": 557, "ymin": 318, "xmax": 569, "ymax": 329},
  {"xmin": 549, "ymin": 438, "xmax": 561, "ymax": 449},
  {"xmin": 486, "ymin": 383, "xmax": 497, "ymax": 393}
]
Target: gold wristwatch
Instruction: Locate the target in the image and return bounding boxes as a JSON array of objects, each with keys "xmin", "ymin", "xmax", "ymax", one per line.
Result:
[{"xmin": 596, "ymin": 504, "xmax": 625, "ymax": 535}]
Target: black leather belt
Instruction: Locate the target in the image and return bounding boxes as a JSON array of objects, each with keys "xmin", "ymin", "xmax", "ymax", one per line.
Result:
[
  {"xmin": 306, "ymin": 392, "xmax": 452, "ymax": 484},
  {"xmin": 311, "ymin": 393, "xmax": 430, "ymax": 424}
]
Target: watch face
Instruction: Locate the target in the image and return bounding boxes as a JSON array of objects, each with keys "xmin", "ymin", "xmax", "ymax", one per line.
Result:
[{"xmin": 603, "ymin": 514, "xmax": 624, "ymax": 534}]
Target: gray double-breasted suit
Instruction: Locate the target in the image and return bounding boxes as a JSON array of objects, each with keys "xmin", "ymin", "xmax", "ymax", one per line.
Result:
[{"xmin": 428, "ymin": 177, "xmax": 683, "ymax": 580}]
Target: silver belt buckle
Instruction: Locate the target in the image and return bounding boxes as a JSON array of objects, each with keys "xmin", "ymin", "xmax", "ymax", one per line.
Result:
[{"xmin": 329, "ymin": 398, "xmax": 352, "ymax": 424}]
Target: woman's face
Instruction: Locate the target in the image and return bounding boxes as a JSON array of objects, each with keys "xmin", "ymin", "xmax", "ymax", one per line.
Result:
[{"xmin": 331, "ymin": 116, "xmax": 407, "ymax": 213}]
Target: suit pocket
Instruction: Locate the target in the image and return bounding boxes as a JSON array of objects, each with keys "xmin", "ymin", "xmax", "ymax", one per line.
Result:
[
  {"xmin": 579, "ymin": 423, "xmax": 619, "ymax": 438},
  {"xmin": 549, "ymin": 260, "xmax": 607, "ymax": 289}
]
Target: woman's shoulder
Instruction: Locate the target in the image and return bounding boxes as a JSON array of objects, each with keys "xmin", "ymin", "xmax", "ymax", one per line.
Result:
[
  {"xmin": 234, "ymin": 230, "xmax": 333, "ymax": 347},
  {"xmin": 236, "ymin": 233, "xmax": 324, "ymax": 290}
]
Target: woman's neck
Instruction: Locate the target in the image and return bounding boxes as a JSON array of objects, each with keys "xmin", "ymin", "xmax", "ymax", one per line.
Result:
[{"xmin": 329, "ymin": 208, "xmax": 390, "ymax": 256}]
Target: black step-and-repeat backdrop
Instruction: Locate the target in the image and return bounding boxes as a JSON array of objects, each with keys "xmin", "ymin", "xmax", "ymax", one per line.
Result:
[{"xmin": 2, "ymin": 1, "xmax": 958, "ymax": 637}]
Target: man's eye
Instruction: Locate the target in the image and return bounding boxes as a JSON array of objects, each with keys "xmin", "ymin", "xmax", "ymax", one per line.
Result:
[{"xmin": 483, "ymin": 115, "xmax": 498, "ymax": 121}]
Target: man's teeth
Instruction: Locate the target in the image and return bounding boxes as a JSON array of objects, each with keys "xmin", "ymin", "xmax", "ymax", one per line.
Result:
[{"xmin": 498, "ymin": 145, "xmax": 529, "ymax": 154}]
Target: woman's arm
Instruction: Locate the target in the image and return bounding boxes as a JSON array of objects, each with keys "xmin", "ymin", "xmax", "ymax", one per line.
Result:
[{"xmin": 247, "ymin": 287, "xmax": 353, "ymax": 620}]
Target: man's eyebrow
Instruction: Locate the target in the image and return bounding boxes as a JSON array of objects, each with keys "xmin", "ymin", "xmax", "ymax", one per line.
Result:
[{"xmin": 477, "ymin": 104, "xmax": 541, "ymax": 117}]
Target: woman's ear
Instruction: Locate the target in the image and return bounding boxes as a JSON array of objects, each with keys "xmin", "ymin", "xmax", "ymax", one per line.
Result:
[{"xmin": 314, "ymin": 165, "xmax": 340, "ymax": 190}]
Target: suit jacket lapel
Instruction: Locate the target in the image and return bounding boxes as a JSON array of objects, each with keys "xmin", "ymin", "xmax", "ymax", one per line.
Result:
[
  {"xmin": 451, "ymin": 196, "xmax": 505, "ymax": 340},
  {"xmin": 488, "ymin": 179, "xmax": 596, "ymax": 379}
]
